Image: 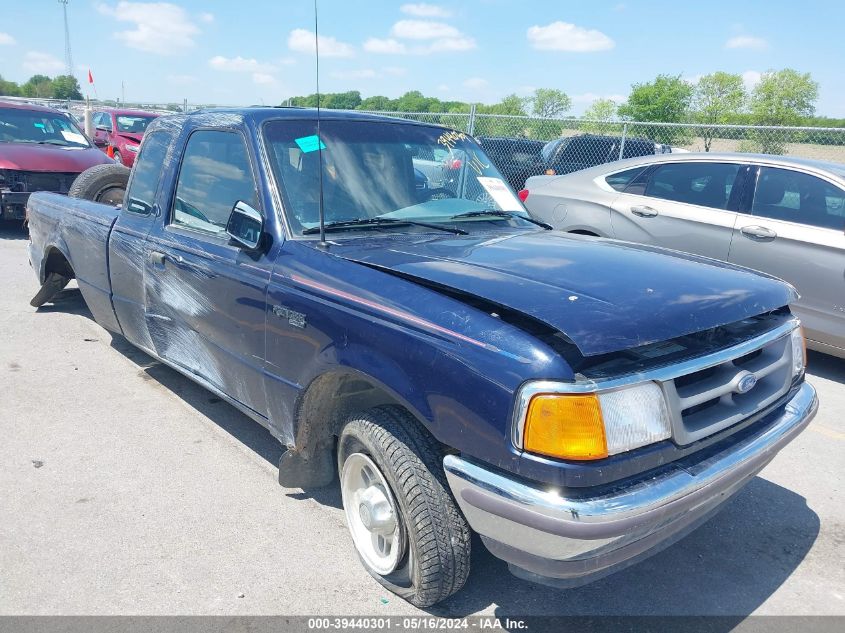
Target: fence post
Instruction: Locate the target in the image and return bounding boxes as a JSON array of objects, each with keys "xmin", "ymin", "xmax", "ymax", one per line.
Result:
[
  {"xmin": 467, "ymin": 103, "xmax": 477, "ymax": 135},
  {"xmin": 618, "ymin": 123, "xmax": 628, "ymax": 160}
]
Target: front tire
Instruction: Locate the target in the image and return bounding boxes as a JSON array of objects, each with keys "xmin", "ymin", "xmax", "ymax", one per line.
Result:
[{"xmin": 338, "ymin": 406, "xmax": 471, "ymax": 607}]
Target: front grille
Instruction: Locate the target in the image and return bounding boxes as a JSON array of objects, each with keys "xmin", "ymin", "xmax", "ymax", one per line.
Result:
[
  {"xmin": 10, "ymin": 171, "xmax": 79, "ymax": 194},
  {"xmin": 661, "ymin": 329, "xmax": 793, "ymax": 445}
]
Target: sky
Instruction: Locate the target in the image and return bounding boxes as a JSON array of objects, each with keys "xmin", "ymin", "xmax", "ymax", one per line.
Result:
[{"xmin": 1, "ymin": 0, "xmax": 844, "ymax": 116}]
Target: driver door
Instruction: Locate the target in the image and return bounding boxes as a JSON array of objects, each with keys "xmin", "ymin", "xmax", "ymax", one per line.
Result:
[{"xmin": 143, "ymin": 128, "xmax": 272, "ymax": 417}]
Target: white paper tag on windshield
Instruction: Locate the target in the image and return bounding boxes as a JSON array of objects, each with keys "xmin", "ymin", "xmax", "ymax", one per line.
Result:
[
  {"xmin": 61, "ymin": 131, "xmax": 86, "ymax": 144},
  {"xmin": 476, "ymin": 177, "xmax": 523, "ymax": 211}
]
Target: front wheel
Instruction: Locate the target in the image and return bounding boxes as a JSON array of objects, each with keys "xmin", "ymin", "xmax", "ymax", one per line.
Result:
[{"xmin": 338, "ymin": 406, "xmax": 471, "ymax": 607}]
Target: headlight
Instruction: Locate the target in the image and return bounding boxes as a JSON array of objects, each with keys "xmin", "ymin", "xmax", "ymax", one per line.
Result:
[
  {"xmin": 514, "ymin": 381, "xmax": 672, "ymax": 461},
  {"xmin": 790, "ymin": 326, "xmax": 806, "ymax": 377},
  {"xmin": 125, "ymin": 143, "xmax": 139, "ymax": 153}
]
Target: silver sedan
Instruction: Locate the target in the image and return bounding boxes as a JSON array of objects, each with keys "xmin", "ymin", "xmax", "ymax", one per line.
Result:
[{"xmin": 524, "ymin": 153, "xmax": 845, "ymax": 358}]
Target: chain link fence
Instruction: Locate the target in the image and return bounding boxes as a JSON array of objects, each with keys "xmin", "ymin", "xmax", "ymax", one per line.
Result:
[{"xmin": 361, "ymin": 109, "xmax": 845, "ymax": 190}]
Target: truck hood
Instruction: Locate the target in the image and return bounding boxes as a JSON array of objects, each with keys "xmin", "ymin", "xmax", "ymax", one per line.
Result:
[
  {"xmin": 0, "ymin": 143, "xmax": 112, "ymax": 172},
  {"xmin": 331, "ymin": 231, "xmax": 798, "ymax": 357}
]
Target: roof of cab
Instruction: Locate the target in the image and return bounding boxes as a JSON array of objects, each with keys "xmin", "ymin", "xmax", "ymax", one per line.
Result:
[
  {"xmin": 187, "ymin": 106, "xmax": 442, "ymax": 128},
  {"xmin": 0, "ymin": 99, "xmax": 68, "ymax": 114}
]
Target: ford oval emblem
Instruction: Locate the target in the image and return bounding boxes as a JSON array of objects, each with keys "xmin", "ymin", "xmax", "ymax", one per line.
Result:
[{"xmin": 735, "ymin": 372, "xmax": 758, "ymax": 394}]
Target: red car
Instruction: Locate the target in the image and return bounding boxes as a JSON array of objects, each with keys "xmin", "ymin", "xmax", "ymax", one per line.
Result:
[
  {"xmin": 92, "ymin": 108, "xmax": 160, "ymax": 167},
  {"xmin": 0, "ymin": 100, "xmax": 115, "ymax": 221}
]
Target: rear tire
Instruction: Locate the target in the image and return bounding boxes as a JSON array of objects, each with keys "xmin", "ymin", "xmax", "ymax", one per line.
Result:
[
  {"xmin": 68, "ymin": 163, "xmax": 130, "ymax": 205},
  {"xmin": 338, "ymin": 406, "xmax": 471, "ymax": 607},
  {"xmin": 30, "ymin": 272, "xmax": 70, "ymax": 308}
]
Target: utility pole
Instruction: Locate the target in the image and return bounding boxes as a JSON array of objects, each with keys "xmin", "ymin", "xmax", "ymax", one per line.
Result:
[{"xmin": 59, "ymin": 0, "xmax": 74, "ymax": 78}]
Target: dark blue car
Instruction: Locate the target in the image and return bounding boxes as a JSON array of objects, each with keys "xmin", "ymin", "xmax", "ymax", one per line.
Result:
[{"xmin": 25, "ymin": 108, "xmax": 817, "ymax": 607}]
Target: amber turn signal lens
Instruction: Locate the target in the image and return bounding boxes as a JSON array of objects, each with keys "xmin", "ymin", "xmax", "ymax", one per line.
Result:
[{"xmin": 523, "ymin": 394, "xmax": 608, "ymax": 460}]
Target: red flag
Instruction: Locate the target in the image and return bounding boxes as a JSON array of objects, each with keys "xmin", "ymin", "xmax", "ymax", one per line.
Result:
[{"xmin": 88, "ymin": 69, "xmax": 94, "ymax": 84}]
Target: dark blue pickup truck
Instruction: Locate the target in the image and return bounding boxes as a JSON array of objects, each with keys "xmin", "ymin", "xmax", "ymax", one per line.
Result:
[{"xmin": 25, "ymin": 108, "xmax": 818, "ymax": 607}]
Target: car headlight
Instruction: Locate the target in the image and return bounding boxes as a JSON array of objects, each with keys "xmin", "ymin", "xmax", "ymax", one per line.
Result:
[
  {"xmin": 125, "ymin": 143, "xmax": 139, "ymax": 153},
  {"xmin": 790, "ymin": 326, "xmax": 806, "ymax": 377},
  {"xmin": 513, "ymin": 381, "xmax": 672, "ymax": 460}
]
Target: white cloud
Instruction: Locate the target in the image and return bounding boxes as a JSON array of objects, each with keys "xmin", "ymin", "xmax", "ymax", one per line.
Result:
[
  {"xmin": 23, "ymin": 51, "xmax": 64, "ymax": 74},
  {"xmin": 742, "ymin": 70, "xmax": 762, "ymax": 89},
  {"xmin": 288, "ymin": 28, "xmax": 354, "ymax": 57},
  {"xmin": 331, "ymin": 68, "xmax": 378, "ymax": 80},
  {"xmin": 725, "ymin": 35, "xmax": 768, "ymax": 50},
  {"xmin": 252, "ymin": 73, "xmax": 276, "ymax": 85},
  {"xmin": 97, "ymin": 2, "xmax": 201, "ymax": 55},
  {"xmin": 436, "ymin": 83, "xmax": 450, "ymax": 92},
  {"xmin": 527, "ymin": 21, "xmax": 615, "ymax": 52},
  {"xmin": 400, "ymin": 3, "xmax": 452, "ymax": 18},
  {"xmin": 199, "ymin": 12, "xmax": 214, "ymax": 23},
  {"xmin": 363, "ymin": 38, "xmax": 407, "ymax": 54},
  {"xmin": 208, "ymin": 55, "xmax": 275, "ymax": 73},
  {"xmin": 209, "ymin": 56, "xmax": 280, "ymax": 85},
  {"xmin": 364, "ymin": 34, "xmax": 475, "ymax": 55},
  {"xmin": 0, "ymin": 32, "xmax": 16, "ymax": 46},
  {"xmin": 391, "ymin": 19, "xmax": 460, "ymax": 40},
  {"xmin": 463, "ymin": 77, "xmax": 488, "ymax": 90}
]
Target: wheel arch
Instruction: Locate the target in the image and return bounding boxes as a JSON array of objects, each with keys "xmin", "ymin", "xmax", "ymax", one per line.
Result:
[{"xmin": 277, "ymin": 366, "xmax": 436, "ymax": 488}]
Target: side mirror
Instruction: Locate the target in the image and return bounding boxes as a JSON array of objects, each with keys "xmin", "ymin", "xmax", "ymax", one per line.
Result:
[{"xmin": 226, "ymin": 200, "xmax": 264, "ymax": 250}]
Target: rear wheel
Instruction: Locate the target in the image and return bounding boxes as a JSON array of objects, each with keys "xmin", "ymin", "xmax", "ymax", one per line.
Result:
[
  {"xmin": 68, "ymin": 163, "xmax": 131, "ymax": 205},
  {"xmin": 338, "ymin": 406, "xmax": 471, "ymax": 607}
]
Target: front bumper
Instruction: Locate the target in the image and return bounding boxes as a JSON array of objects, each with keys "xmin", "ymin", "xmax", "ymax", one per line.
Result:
[
  {"xmin": 1, "ymin": 191, "xmax": 30, "ymax": 220},
  {"xmin": 444, "ymin": 381, "xmax": 818, "ymax": 587}
]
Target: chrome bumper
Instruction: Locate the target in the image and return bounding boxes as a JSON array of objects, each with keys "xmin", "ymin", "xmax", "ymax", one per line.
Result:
[{"xmin": 443, "ymin": 382, "xmax": 818, "ymax": 586}]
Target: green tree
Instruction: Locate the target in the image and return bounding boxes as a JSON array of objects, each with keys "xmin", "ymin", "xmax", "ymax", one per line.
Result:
[
  {"xmin": 51, "ymin": 75, "xmax": 83, "ymax": 100},
  {"xmin": 322, "ymin": 90, "xmax": 362, "ymax": 110},
  {"xmin": 582, "ymin": 98, "xmax": 618, "ymax": 134},
  {"xmin": 357, "ymin": 95, "xmax": 396, "ymax": 111},
  {"xmin": 478, "ymin": 94, "xmax": 527, "ymax": 116},
  {"xmin": 0, "ymin": 75, "xmax": 21, "ymax": 96},
  {"xmin": 394, "ymin": 90, "xmax": 443, "ymax": 112},
  {"xmin": 750, "ymin": 69, "xmax": 818, "ymax": 127},
  {"xmin": 692, "ymin": 72, "xmax": 746, "ymax": 151},
  {"xmin": 528, "ymin": 88, "xmax": 571, "ymax": 118},
  {"xmin": 619, "ymin": 74, "xmax": 693, "ymax": 123},
  {"xmin": 618, "ymin": 74, "xmax": 693, "ymax": 144},
  {"xmin": 22, "ymin": 74, "xmax": 54, "ymax": 98}
]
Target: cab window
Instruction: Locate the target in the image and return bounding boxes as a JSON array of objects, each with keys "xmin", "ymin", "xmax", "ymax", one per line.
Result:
[
  {"xmin": 171, "ymin": 130, "xmax": 259, "ymax": 235},
  {"xmin": 123, "ymin": 132, "xmax": 171, "ymax": 214},
  {"xmin": 752, "ymin": 167, "xmax": 845, "ymax": 231}
]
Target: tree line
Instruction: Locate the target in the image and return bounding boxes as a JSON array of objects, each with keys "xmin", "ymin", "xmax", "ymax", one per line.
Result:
[
  {"xmin": 284, "ymin": 69, "xmax": 843, "ymax": 144},
  {"xmin": 0, "ymin": 73, "xmax": 83, "ymax": 100}
]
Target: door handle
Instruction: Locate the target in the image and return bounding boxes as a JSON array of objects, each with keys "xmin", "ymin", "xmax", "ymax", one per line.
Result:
[
  {"xmin": 631, "ymin": 205, "xmax": 658, "ymax": 218},
  {"xmin": 150, "ymin": 251, "xmax": 166, "ymax": 266},
  {"xmin": 740, "ymin": 225, "xmax": 777, "ymax": 241}
]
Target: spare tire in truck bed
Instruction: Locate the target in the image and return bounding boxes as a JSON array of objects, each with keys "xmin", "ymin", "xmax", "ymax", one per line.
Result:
[{"xmin": 68, "ymin": 163, "xmax": 131, "ymax": 205}]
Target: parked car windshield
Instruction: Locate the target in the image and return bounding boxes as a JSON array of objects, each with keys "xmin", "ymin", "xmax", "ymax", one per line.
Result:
[
  {"xmin": 0, "ymin": 107, "xmax": 91, "ymax": 148},
  {"xmin": 264, "ymin": 118, "xmax": 533, "ymax": 235},
  {"xmin": 116, "ymin": 115, "xmax": 156, "ymax": 134}
]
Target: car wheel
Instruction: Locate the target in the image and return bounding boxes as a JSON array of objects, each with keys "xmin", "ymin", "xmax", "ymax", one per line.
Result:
[
  {"xmin": 338, "ymin": 405, "xmax": 471, "ymax": 607},
  {"xmin": 112, "ymin": 151, "xmax": 123, "ymax": 165},
  {"xmin": 68, "ymin": 163, "xmax": 131, "ymax": 206}
]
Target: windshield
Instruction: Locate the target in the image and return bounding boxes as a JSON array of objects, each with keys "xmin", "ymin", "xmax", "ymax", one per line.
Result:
[
  {"xmin": 116, "ymin": 115, "xmax": 156, "ymax": 134},
  {"xmin": 263, "ymin": 119, "xmax": 532, "ymax": 236},
  {"xmin": 0, "ymin": 107, "xmax": 91, "ymax": 148}
]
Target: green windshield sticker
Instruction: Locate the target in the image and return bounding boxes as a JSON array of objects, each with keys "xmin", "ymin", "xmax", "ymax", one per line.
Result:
[
  {"xmin": 295, "ymin": 134, "xmax": 326, "ymax": 153},
  {"xmin": 33, "ymin": 123, "xmax": 45, "ymax": 128}
]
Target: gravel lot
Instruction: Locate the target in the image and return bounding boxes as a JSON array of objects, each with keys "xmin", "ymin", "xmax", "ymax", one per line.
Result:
[{"xmin": 1, "ymin": 221, "xmax": 843, "ymax": 617}]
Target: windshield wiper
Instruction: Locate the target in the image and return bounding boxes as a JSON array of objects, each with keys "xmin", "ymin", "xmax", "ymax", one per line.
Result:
[
  {"xmin": 302, "ymin": 217, "xmax": 468, "ymax": 236},
  {"xmin": 450, "ymin": 209, "xmax": 553, "ymax": 230}
]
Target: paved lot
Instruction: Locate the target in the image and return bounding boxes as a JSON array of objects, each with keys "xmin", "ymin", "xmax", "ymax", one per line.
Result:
[{"xmin": 1, "ymin": 221, "xmax": 843, "ymax": 617}]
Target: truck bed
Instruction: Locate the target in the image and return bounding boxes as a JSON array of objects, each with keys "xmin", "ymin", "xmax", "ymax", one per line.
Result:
[{"xmin": 27, "ymin": 192, "xmax": 121, "ymax": 332}]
